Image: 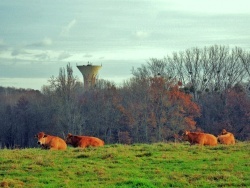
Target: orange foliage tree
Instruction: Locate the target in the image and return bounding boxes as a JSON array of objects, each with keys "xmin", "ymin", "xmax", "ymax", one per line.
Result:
[{"xmin": 146, "ymin": 76, "xmax": 201, "ymax": 141}]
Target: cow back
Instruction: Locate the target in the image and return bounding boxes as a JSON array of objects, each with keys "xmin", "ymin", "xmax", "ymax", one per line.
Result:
[
  {"xmin": 185, "ymin": 132, "xmax": 217, "ymax": 146},
  {"xmin": 218, "ymin": 133, "xmax": 235, "ymax": 145},
  {"xmin": 45, "ymin": 135, "xmax": 67, "ymax": 150},
  {"xmin": 203, "ymin": 134, "xmax": 218, "ymax": 146},
  {"xmin": 78, "ymin": 136, "xmax": 104, "ymax": 148}
]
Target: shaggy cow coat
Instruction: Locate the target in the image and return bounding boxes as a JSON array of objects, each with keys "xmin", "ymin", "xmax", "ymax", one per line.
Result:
[
  {"xmin": 218, "ymin": 132, "xmax": 235, "ymax": 145},
  {"xmin": 183, "ymin": 131, "xmax": 218, "ymax": 146},
  {"xmin": 65, "ymin": 133, "xmax": 105, "ymax": 148}
]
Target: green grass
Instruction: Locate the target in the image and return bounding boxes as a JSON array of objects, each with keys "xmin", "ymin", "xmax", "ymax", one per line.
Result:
[{"xmin": 0, "ymin": 142, "xmax": 250, "ymax": 187}]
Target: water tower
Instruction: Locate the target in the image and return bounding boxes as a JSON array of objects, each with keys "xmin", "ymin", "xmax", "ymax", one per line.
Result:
[{"xmin": 77, "ymin": 63, "xmax": 102, "ymax": 90}]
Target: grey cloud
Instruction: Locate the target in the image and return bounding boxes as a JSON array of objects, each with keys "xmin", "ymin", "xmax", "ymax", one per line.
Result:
[
  {"xmin": 27, "ymin": 38, "xmax": 52, "ymax": 48},
  {"xmin": 58, "ymin": 52, "xmax": 72, "ymax": 60},
  {"xmin": 35, "ymin": 52, "xmax": 50, "ymax": 61},
  {"xmin": 11, "ymin": 49, "xmax": 30, "ymax": 56},
  {"xmin": 0, "ymin": 57, "xmax": 67, "ymax": 78},
  {"xmin": 83, "ymin": 54, "xmax": 92, "ymax": 58}
]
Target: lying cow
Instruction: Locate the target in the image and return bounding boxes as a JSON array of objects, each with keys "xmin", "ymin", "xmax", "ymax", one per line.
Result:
[
  {"xmin": 34, "ymin": 132, "xmax": 67, "ymax": 150},
  {"xmin": 65, "ymin": 133, "xmax": 105, "ymax": 148},
  {"xmin": 183, "ymin": 130, "xmax": 217, "ymax": 146},
  {"xmin": 217, "ymin": 129, "xmax": 235, "ymax": 145}
]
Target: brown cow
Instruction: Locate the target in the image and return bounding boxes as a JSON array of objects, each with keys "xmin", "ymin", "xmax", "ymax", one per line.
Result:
[
  {"xmin": 217, "ymin": 129, "xmax": 235, "ymax": 145},
  {"xmin": 65, "ymin": 133, "xmax": 104, "ymax": 148},
  {"xmin": 34, "ymin": 132, "xmax": 67, "ymax": 150},
  {"xmin": 183, "ymin": 131, "xmax": 217, "ymax": 146},
  {"xmin": 221, "ymin": 129, "xmax": 228, "ymax": 135}
]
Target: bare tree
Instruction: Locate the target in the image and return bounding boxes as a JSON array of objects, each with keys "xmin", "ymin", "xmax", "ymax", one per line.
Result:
[
  {"xmin": 42, "ymin": 63, "xmax": 84, "ymax": 136},
  {"xmin": 239, "ymin": 48, "xmax": 250, "ymax": 77},
  {"xmin": 157, "ymin": 45, "xmax": 248, "ymax": 101}
]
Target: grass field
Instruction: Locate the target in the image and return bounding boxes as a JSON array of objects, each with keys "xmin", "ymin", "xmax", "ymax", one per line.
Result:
[{"xmin": 0, "ymin": 142, "xmax": 249, "ymax": 188}]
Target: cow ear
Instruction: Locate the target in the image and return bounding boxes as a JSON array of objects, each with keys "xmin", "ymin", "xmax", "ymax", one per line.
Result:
[{"xmin": 43, "ymin": 134, "xmax": 48, "ymax": 138}]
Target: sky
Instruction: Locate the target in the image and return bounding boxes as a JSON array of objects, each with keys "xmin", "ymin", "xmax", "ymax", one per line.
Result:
[{"xmin": 1, "ymin": 0, "xmax": 250, "ymax": 90}]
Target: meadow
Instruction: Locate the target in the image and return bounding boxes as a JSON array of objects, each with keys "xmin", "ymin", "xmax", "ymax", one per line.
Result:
[{"xmin": 0, "ymin": 142, "xmax": 249, "ymax": 188}]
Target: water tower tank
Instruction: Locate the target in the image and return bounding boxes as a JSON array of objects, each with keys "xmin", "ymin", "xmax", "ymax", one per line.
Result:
[{"xmin": 77, "ymin": 64, "xmax": 102, "ymax": 90}]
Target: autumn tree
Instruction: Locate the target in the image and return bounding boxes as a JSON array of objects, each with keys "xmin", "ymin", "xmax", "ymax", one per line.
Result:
[
  {"xmin": 130, "ymin": 62, "xmax": 201, "ymax": 142},
  {"xmin": 147, "ymin": 77, "xmax": 200, "ymax": 141},
  {"xmin": 145, "ymin": 45, "xmax": 250, "ymax": 137},
  {"xmin": 0, "ymin": 45, "xmax": 250, "ymax": 147},
  {"xmin": 119, "ymin": 78, "xmax": 150, "ymax": 142},
  {"xmin": 223, "ymin": 84, "xmax": 250, "ymax": 139}
]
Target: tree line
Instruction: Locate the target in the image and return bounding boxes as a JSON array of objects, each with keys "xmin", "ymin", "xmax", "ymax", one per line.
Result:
[{"xmin": 0, "ymin": 45, "xmax": 249, "ymax": 148}]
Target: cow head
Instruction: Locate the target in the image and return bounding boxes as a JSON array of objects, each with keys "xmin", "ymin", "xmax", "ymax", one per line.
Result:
[
  {"xmin": 221, "ymin": 129, "xmax": 228, "ymax": 135},
  {"xmin": 181, "ymin": 130, "xmax": 190, "ymax": 141},
  {"xmin": 35, "ymin": 132, "xmax": 48, "ymax": 145},
  {"xmin": 65, "ymin": 133, "xmax": 73, "ymax": 144}
]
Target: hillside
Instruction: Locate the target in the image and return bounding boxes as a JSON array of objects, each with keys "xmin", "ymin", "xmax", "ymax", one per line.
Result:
[{"xmin": 0, "ymin": 142, "xmax": 250, "ymax": 187}]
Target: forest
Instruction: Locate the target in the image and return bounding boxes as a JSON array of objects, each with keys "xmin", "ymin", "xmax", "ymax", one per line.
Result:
[{"xmin": 0, "ymin": 45, "xmax": 250, "ymax": 148}]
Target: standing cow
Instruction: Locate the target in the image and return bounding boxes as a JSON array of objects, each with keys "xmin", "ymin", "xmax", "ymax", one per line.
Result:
[
  {"xmin": 183, "ymin": 131, "xmax": 218, "ymax": 146},
  {"xmin": 217, "ymin": 129, "xmax": 235, "ymax": 145},
  {"xmin": 65, "ymin": 133, "xmax": 105, "ymax": 148},
  {"xmin": 34, "ymin": 132, "xmax": 67, "ymax": 150}
]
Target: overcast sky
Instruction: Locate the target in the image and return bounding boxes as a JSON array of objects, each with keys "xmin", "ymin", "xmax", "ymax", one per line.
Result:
[{"xmin": 1, "ymin": 0, "xmax": 250, "ymax": 90}]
